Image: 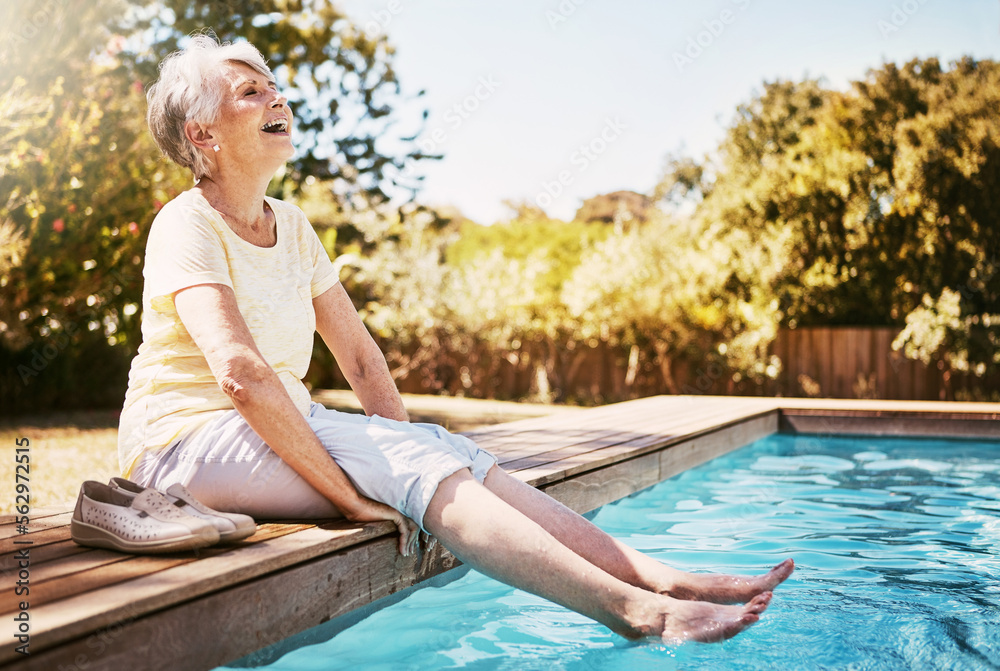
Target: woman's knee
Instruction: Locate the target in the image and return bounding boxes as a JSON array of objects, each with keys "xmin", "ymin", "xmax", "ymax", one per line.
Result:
[
  {"xmin": 434, "ymin": 467, "xmax": 477, "ymax": 498},
  {"xmin": 424, "ymin": 467, "xmax": 479, "ymax": 524},
  {"xmin": 483, "ymin": 463, "xmax": 525, "ymax": 495}
]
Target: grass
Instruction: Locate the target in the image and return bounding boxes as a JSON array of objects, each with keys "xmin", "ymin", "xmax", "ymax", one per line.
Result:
[{"xmin": 0, "ymin": 410, "xmax": 121, "ymax": 515}]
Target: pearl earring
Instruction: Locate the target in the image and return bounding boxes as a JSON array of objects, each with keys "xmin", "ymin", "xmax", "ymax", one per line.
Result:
[{"xmin": 212, "ymin": 144, "xmax": 220, "ymax": 152}]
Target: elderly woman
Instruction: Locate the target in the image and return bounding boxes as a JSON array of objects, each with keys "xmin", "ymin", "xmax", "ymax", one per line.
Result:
[{"xmin": 115, "ymin": 35, "xmax": 791, "ymax": 643}]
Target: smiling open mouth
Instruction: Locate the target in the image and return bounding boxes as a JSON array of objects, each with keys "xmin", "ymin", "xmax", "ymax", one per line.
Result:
[{"xmin": 261, "ymin": 118, "xmax": 288, "ymax": 133}]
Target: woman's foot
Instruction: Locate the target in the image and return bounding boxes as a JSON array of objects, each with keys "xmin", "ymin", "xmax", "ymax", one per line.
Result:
[
  {"xmin": 660, "ymin": 559, "xmax": 795, "ymax": 604},
  {"xmin": 626, "ymin": 591, "xmax": 773, "ymax": 644}
]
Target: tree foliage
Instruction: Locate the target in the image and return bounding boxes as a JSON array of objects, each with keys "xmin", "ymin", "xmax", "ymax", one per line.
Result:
[
  {"xmin": 562, "ymin": 215, "xmax": 788, "ymax": 392},
  {"xmin": 347, "ymin": 206, "xmax": 597, "ymax": 401},
  {"xmin": 0, "ymin": 0, "xmax": 430, "ymax": 413},
  {"xmin": 1, "ymin": 1, "xmax": 191, "ymax": 411},
  {"xmin": 673, "ymin": 58, "xmax": 1000, "ymax": 379}
]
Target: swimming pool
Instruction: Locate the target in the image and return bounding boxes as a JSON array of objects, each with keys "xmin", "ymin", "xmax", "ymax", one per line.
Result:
[{"xmin": 219, "ymin": 433, "xmax": 1000, "ymax": 670}]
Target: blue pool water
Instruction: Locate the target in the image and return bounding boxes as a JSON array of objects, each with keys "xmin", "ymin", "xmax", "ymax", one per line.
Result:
[{"xmin": 221, "ymin": 433, "xmax": 1000, "ymax": 670}]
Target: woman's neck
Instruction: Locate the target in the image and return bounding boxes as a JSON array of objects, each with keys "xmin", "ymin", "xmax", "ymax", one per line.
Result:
[{"xmin": 195, "ymin": 175, "xmax": 277, "ymax": 247}]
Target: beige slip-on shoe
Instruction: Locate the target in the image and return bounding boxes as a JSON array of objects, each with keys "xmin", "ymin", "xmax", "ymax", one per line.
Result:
[
  {"xmin": 70, "ymin": 481, "xmax": 220, "ymax": 554},
  {"xmin": 109, "ymin": 477, "xmax": 257, "ymax": 543}
]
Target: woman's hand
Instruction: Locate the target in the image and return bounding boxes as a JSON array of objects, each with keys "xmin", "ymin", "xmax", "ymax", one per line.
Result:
[{"xmin": 342, "ymin": 495, "xmax": 420, "ymax": 557}]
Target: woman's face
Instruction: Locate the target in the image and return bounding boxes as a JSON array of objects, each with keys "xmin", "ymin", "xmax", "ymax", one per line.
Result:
[{"xmin": 209, "ymin": 60, "xmax": 295, "ymax": 170}]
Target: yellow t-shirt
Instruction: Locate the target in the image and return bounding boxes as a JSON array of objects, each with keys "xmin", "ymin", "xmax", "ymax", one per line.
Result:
[{"xmin": 117, "ymin": 190, "xmax": 340, "ymax": 477}]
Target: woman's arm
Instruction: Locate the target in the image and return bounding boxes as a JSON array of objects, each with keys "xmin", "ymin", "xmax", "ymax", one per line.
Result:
[
  {"xmin": 173, "ymin": 282, "xmax": 419, "ymax": 555},
  {"xmin": 313, "ymin": 283, "xmax": 409, "ymax": 422}
]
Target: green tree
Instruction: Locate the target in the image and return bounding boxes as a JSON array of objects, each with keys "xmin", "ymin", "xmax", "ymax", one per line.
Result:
[
  {"xmin": 1, "ymin": 1, "xmax": 191, "ymax": 412},
  {"xmin": 446, "ymin": 205, "xmax": 609, "ymax": 306},
  {"xmin": 444, "ymin": 206, "xmax": 615, "ymax": 401},
  {"xmin": 562, "ymin": 213, "xmax": 787, "ymax": 394},
  {"xmin": 0, "ymin": 1, "xmax": 125, "ymax": 93},
  {"xmin": 674, "ymin": 58, "xmax": 1000, "ymax": 381},
  {"xmin": 343, "ymin": 204, "xmax": 465, "ymax": 394}
]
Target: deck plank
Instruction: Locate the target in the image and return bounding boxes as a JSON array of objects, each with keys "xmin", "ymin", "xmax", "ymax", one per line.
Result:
[
  {"xmin": 512, "ymin": 403, "xmax": 774, "ymax": 487},
  {"xmin": 0, "ymin": 540, "xmax": 90, "ymax": 572},
  {"xmin": 0, "ymin": 522, "xmax": 322, "ymax": 614},
  {"xmin": 0, "ymin": 513, "xmax": 74, "ymax": 542},
  {"xmin": 0, "ymin": 508, "xmax": 75, "ymax": 527},
  {"xmin": 503, "ymin": 401, "xmax": 764, "ymax": 471},
  {"xmin": 0, "ymin": 526, "xmax": 77, "ymax": 554},
  {"xmin": 492, "ymin": 396, "xmax": 768, "ymax": 471},
  {"xmin": 0, "ymin": 521, "xmax": 397, "ymax": 662}
]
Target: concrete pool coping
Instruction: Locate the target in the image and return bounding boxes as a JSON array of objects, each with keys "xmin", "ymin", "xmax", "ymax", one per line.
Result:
[{"xmin": 1, "ymin": 395, "xmax": 997, "ymax": 670}]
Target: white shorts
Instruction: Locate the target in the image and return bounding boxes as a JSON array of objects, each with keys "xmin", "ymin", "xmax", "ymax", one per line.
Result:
[{"xmin": 131, "ymin": 402, "xmax": 498, "ymax": 530}]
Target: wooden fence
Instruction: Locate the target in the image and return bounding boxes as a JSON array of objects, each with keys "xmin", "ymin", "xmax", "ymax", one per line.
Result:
[
  {"xmin": 314, "ymin": 327, "xmax": 997, "ymax": 403},
  {"xmin": 764, "ymin": 326, "xmax": 984, "ymax": 401}
]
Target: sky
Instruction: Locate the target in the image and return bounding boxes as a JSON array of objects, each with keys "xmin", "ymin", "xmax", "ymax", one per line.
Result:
[{"xmin": 333, "ymin": 0, "xmax": 1000, "ymax": 224}]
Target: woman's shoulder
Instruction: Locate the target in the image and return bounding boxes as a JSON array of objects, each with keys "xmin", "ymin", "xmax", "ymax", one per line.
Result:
[
  {"xmin": 265, "ymin": 196, "xmax": 320, "ymax": 246},
  {"xmin": 147, "ymin": 190, "xmax": 226, "ymax": 249},
  {"xmin": 264, "ymin": 195, "xmax": 309, "ymax": 224},
  {"xmin": 154, "ymin": 189, "xmax": 220, "ymax": 225}
]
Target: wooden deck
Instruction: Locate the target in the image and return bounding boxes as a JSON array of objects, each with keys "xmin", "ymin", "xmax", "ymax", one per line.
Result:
[{"xmin": 2, "ymin": 395, "xmax": 998, "ymax": 670}]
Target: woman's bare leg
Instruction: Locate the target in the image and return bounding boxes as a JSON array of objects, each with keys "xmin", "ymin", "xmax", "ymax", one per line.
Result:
[
  {"xmin": 482, "ymin": 466, "xmax": 794, "ymax": 603},
  {"xmin": 423, "ymin": 469, "xmax": 772, "ymax": 643}
]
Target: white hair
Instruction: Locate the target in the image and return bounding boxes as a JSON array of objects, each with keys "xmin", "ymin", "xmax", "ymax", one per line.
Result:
[{"xmin": 146, "ymin": 33, "xmax": 273, "ymax": 179}]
